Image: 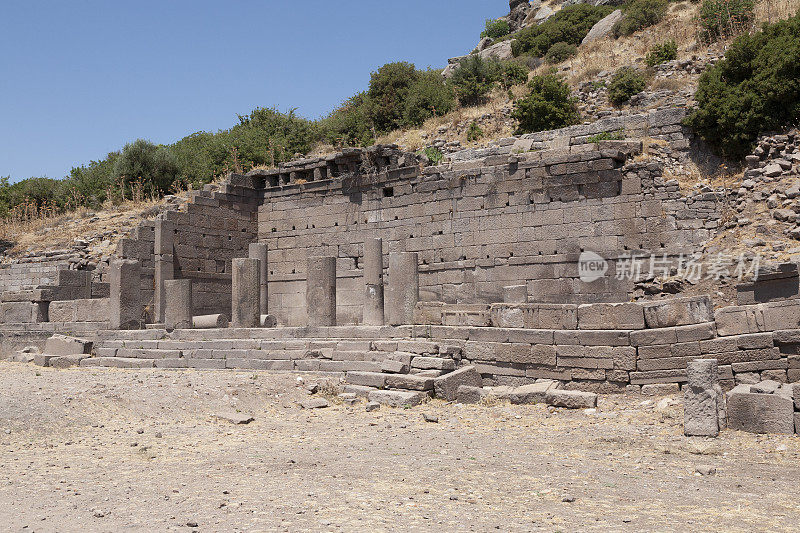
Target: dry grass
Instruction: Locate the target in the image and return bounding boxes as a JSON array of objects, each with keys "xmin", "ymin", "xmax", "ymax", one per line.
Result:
[
  {"xmin": 0, "ymin": 197, "xmax": 164, "ymax": 257},
  {"xmin": 378, "ymin": 87, "xmax": 520, "ymax": 151}
]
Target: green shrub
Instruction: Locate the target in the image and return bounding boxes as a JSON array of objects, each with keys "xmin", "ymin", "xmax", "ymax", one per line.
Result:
[
  {"xmin": 512, "ymin": 74, "xmax": 580, "ymax": 134},
  {"xmin": 481, "ymin": 18, "xmax": 510, "ymax": 39},
  {"xmin": 321, "ymin": 93, "xmax": 375, "ymax": 148},
  {"xmin": 545, "ymin": 42, "xmax": 577, "ymax": 64},
  {"xmin": 587, "ymin": 131, "xmax": 625, "ymax": 142},
  {"xmin": 467, "ymin": 122, "xmax": 485, "ymax": 142},
  {"xmin": 420, "ymin": 146, "xmax": 444, "ymax": 164},
  {"xmin": 607, "ymin": 67, "xmax": 647, "ymax": 105},
  {"xmin": 512, "ymin": 4, "xmax": 613, "ymax": 57},
  {"xmin": 402, "ymin": 70, "xmax": 456, "ymax": 127},
  {"xmin": 698, "ymin": 0, "xmax": 755, "ymax": 42},
  {"xmin": 686, "ymin": 10, "xmax": 800, "ymax": 159},
  {"xmin": 113, "ymin": 139, "xmax": 180, "ymax": 195},
  {"xmin": 614, "ymin": 0, "xmax": 669, "ymax": 36},
  {"xmin": 498, "ymin": 61, "xmax": 530, "ymax": 89},
  {"xmin": 645, "ymin": 40, "xmax": 678, "ymax": 66},
  {"xmin": 449, "ymin": 55, "xmax": 503, "ymax": 106}
]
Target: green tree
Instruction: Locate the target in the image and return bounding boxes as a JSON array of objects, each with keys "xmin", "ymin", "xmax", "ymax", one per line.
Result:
[
  {"xmin": 449, "ymin": 55, "xmax": 503, "ymax": 106},
  {"xmin": 366, "ymin": 62, "xmax": 421, "ymax": 132},
  {"xmin": 512, "ymin": 74, "xmax": 580, "ymax": 134},
  {"xmin": 686, "ymin": 10, "xmax": 800, "ymax": 158},
  {"xmin": 113, "ymin": 139, "xmax": 180, "ymax": 194}
]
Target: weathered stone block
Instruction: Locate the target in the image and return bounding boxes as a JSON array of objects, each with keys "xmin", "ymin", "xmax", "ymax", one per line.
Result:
[
  {"xmin": 44, "ymin": 334, "xmax": 93, "ymax": 356},
  {"xmin": 433, "ymin": 366, "xmax": 482, "ymax": 401},
  {"xmin": 368, "ymin": 389, "xmax": 430, "ymax": 407},
  {"xmin": 456, "ymin": 385, "xmax": 489, "ymax": 404},
  {"xmin": 508, "ymin": 380, "xmax": 558, "ymax": 404},
  {"xmin": 577, "ymin": 302, "xmax": 645, "ymax": 330},
  {"xmin": 642, "ymin": 296, "xmax": 713, "ymax": 329},
  {"xmin": 545, "ymin": 389, "xmax": 597, "ymax": 408},
  {"xmin": 726, "ymin": 384, "xmax": 795, "ymax": 434}
]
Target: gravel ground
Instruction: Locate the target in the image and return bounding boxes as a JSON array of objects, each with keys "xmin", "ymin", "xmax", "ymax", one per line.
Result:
[{"xmin": 0, "ymin": 361, "xmax": 798, "ymax": 532}]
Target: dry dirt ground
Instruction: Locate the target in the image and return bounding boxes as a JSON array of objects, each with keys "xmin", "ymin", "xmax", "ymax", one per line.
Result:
[{"xmin": 0, "ymin": 361, "xmax": 798, "ymax": 532}]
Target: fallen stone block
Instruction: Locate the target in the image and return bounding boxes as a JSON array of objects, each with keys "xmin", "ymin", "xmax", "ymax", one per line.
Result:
[
  {"xmin": 642, "ymin": 296, "xmax": 713, "ymax": 329},
  {"xmin": 726, "ymin": 384, "xmax": 795, "ymax": 434},
  {"xmin": 49, "ymin": 354, "xmax": 89, "ymax": 369},
  {"xmin": 456, "ymin": 385, "xmax": 490, "ymax": 404},
  {"xmin": 433, "ymin": 365, "xmax": 482, "ymax": 401},
  {"xmin": 44, "ymin": 334, "xmax": 93, "ymax": 356},
  {"xmin": 545, "ymin": 389, "xmax": 598, "ymax": 409},
  {"xmin": 300, "ymin": 398, "xmax": 329, "ymax": 409},
  {"xmin": 385, "ymin": 374, "xmax": 434, "ymax": 391},
  {"xmin": 507, "ymin": 380, "xmax": 559, "ymax": 404},
  {"xmin": 33, "ymin": 354, "xmax": 59, "ymax": 367},
  {"xmin": 343, "ymin": 384, "xmax": 376, "ymax": 398},
  {"xmin": 367, "ymin": 389, "xmax": 430, "ymax": 407}
]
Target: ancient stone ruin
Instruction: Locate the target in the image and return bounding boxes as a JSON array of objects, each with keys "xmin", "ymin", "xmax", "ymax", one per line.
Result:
[{"xmin": 1, "ymin": 107, "xmax": 798, "ymax": 433}]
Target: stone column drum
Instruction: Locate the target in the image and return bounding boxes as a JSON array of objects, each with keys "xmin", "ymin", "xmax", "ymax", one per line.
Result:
[
  {"xmin": 386, "ymin": 252, "xmax": 419, "ymax": 326},
  {"xmin": 248, "ymin": 243, "xmax": 269, "ymax": 316},
  {"xmin": 110, "ymin": 259, "xmax": 142, "ymax": 330},
  {"xmin": 684, "ymin": 359, "xmax": 726, "ymax": 437},
  {"xmin": 164, "ymin": 279, "xmax": 192, "ymax": 330},
  {"xmin": 306, "ymin": 256, "xmax": 336, "ymax": 327},
  {"xmin": 363, "ymin": 238, "xmax": 385, "ymax": 326},
  {"xmin": 231, "ymin": 258, "xmax": 260, "ymax": 328}
]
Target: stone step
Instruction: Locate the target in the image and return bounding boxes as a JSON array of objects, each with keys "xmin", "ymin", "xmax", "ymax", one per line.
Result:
[
  {"xmin": 367, "ymin": 389, "xmax": 431, "ymax": 407},
  {"xmin": 81, "ymin": 357, "xmax": 156, "ymax": 368}
]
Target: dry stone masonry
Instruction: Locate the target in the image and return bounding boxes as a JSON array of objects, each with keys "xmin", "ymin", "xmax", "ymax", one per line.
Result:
[{"xmin": 0, "ymin": 107, "xmax": 798, "ymax": 432}]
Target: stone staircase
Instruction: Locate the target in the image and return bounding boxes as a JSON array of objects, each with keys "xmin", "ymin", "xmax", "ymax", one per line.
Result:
[{"xmin": 80, "ymin": 326, "xmax": 469, "ymax": 406}]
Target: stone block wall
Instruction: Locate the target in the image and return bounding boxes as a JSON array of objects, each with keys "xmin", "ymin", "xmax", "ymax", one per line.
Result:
[
  {"xmin": 116, "ymin": 177, "xmax": 259, "ymax": 318},
  {"xmin": 0, "ymin": 257, "xmax": 70, "ymax": 294},
  {"xmin": 257, "ymin": 109, "xmax": 718, "ymax": 326},
  {"xmin": 409, "ymin": 297, "xmax": 800, "ymax": 390}
]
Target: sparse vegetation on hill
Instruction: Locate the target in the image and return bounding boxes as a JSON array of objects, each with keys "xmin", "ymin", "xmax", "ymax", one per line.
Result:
[
  {"xmin": 687, "ymin": 8, "xmax": 800, "ymax": 158},
  {"xmin": 608, "ymin": 67, "xmax": 648, "ymax": 105},
  {"xmin": 614, "ymin": 0, "xmax": 669, "ymax": 37},
  {"xmin": 512, "ymin": 4, "xmax": 614, "ymax": 58}
]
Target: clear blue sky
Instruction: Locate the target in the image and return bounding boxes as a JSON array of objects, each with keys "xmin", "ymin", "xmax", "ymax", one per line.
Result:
[{"xmin": 0, "ymin": 0, "xmax": 504, "ymax": 182}]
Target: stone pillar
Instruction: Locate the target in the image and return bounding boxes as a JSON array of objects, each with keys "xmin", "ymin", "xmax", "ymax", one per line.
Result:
[
  {"xmin": 231, "ymin": 258, "xmax": 260, "ymax": 328},
  {"xmin": 110, "ymin": 259, "xmax": 142, "ymax": 330},
  {"xmin": 684, "ymin": 359, "xmax": 726, "ymax": 437},
  {"xmin": 386, "ymin": 252, "xmax": 419, "ymax": 326},
  {"xmin": 363, "ymin": 238, "xmax": 385, "ymax": 326},
  {"xmin": 164, "ymin": 279, "xmax": 192, "ymax": 330},
  {"xmin": 154, "ymin": 219, "xmax": 174, "ymax": 324},
  {"xmin": 248, "ymin": 243, "xmax": 269, "ymax": 316},
  {"xmin": 306, "ymin": 256, "xmax": 336, "ymax": 326}
]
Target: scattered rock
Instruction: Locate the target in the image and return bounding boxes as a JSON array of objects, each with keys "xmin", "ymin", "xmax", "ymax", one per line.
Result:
[
  {"xmin": 212, "ymin": 412, "xmax": 254, "ymax": 425},
  {"xmin": 422, "ymin": 413, "xmax": 439, "ymax": 423},
  {"xmin": 300, "ymin": 398, "xmax": 330, "ymax": 410},
  {"xmin": 365, "ymin": 401, "xmax": 381, "ymax": 412}
]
